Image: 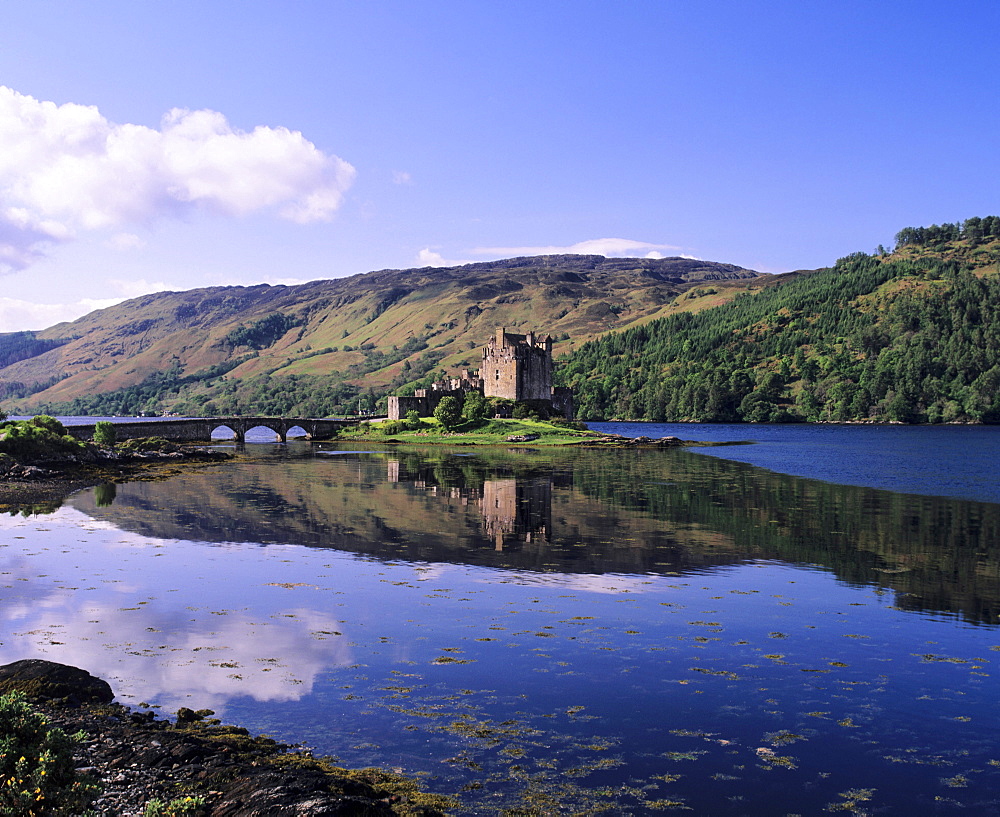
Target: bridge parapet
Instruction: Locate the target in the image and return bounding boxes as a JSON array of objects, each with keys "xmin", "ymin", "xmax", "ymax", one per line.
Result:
[{"xmin": 65, "ymin": 417, "xmax": 356, "ymax": 444}]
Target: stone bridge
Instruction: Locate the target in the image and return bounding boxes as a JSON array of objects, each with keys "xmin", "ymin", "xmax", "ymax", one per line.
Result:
[{"xmin": 65, "ymin": 417, "xmax": 358, "ymax": 444}]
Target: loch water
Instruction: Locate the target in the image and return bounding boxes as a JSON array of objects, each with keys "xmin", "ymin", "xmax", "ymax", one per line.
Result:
[{"xmin": 2, "ymin": 424, "xmax": 1000, "ymax": 814}]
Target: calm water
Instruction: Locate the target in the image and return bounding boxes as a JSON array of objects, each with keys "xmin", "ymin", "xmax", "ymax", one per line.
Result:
[
  {"xmin": 593, "ymin": 421, "xmax": 1000, "ymax": 504},
  {"xmin": 2, "ymin": 426, "xmax": 1000, "ymax": 814}
]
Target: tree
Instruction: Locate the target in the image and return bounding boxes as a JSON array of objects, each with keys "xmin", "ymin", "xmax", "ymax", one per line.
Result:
[
  {"xmin": 461, "ymin": 391, "xmax": 489, "ymax": 422},
  {"xmin": 433, "ymin": 396, "xmax": 462, "ymax": 429},
  {"xmin": 93, "ymin": 421, "xmax": 116, "ymax": 446}
]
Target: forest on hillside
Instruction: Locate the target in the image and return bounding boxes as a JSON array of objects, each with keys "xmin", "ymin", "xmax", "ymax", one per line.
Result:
[{"xmin": 558, "ymin": 222, "xmax": 1000, "ymax": 423}]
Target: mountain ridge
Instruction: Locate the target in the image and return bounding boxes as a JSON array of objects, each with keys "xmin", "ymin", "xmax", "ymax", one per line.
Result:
[{"xmin": 0, "ymin": 254, "xmax": 760, "ymax": 415}]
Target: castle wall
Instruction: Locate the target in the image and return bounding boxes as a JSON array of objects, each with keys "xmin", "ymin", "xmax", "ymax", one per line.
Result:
[
  {"xmin": 388, "ymin": 395, "xmax": 429, "ymax": 420},
  {"xmin": 388, "ymin": 391, "xmax": 472, "ymax": 420},
  {"xmin": 551, "ymin": 386, "xmax": 575, "ymax": 420}
]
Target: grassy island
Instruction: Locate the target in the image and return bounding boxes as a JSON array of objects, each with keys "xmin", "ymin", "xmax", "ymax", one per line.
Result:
[
  {"xmin": 340, "ymin": 416, "xmax": 605, "ymax": 446},
  {"xmin": 339, "ymin": 416, "xmax": 690, "ymax": 447}
]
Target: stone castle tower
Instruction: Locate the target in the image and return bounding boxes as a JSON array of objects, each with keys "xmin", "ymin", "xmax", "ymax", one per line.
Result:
[
  {"xmin": 387, "ymin": 327, "xmax": 573, "ymax": 420},
  {"xmin": 482, "ymin": 328, "xmax": 553, "ymax": 401}
]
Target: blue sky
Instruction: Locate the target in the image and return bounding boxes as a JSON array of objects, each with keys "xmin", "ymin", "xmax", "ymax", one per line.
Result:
[{"xmin": 0, "ymin": 1, "xmax": 998, "ymax": 330}]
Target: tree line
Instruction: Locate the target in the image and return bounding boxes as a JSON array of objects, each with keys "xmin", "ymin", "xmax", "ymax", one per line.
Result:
[{"xmin": 894, "ymin": 215, "xmax": 1000, "ymax": 249}]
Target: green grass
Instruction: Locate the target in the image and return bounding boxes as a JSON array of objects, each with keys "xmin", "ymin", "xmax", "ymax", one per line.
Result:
[{"xmin": 341, "ymin": 417, "xmax": 605, "ymax": 446}]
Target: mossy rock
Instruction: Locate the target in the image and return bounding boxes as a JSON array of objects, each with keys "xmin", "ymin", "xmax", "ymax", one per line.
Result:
[
  {"xmin": 0, "ymin": 659, "xmax": 114, "ymax": 704},
  {"xmin": 117, "ymin": 436, "xmax": 179, "ymax": 454}
]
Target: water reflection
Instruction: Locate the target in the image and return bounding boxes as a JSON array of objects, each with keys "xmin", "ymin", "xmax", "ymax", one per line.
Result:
[
  {"xmin": 387, "ymin": 457, "xmax": 552, "ymax": 549},
  {"xmin": 68, "ymin": 443, "xmax": 1000, "ymax": 625},
  {"xmin": 9, "ymin": 442, "xmax": 1000, "ymax": 813},
  {"xmin": 0, "ymin": 510, "xmax": 354, "ymax": 710}
]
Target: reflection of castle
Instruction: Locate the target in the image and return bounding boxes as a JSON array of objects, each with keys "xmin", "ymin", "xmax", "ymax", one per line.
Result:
[
  {"xmin": 387, "ymin": 460, "xmax": 552, "ymax": 550},
  {"xmin": 388, "ymin": 327, "xmax": 573, "ymax": 420},
  {"xmin": 480, "ymin": 477, "xmax": 552, "ymax": 551}
]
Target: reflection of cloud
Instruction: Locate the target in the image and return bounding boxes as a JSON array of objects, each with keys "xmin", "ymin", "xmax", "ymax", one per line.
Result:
[
  {"xmin": 0, "ymin": 544, "xmax": 352, "ymax": 712},
  {"xmin": 473, "ymin": 570, "xmax": 659, "ymax": 594}
]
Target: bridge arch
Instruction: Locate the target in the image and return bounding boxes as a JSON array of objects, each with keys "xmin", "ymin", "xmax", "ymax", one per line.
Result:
[
  {"xmin": 211, "ymin": 424, "xmax": 240, "ymax": 442},
  {"xmin": 245, "ymin": 423, "xmax": 286, "ymax": 442}
]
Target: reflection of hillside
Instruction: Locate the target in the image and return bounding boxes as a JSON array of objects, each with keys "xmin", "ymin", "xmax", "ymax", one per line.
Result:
[
  {"xmin": 569, "ymin": 448, "xmax": 1000, "ymax": 625},
  {"xmin": 68, "ymin": 443, "xmax": 1000, "ymax": 624}
]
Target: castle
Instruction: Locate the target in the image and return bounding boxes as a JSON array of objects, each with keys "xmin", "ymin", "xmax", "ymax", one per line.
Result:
[{"xmin": 387, "ymin": 327, "xmax": 573, "ymax": 420}]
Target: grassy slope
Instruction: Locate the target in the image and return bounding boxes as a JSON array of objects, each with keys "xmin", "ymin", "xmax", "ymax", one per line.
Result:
[{"xmin": 616, "ymin": 269, "xmax": 821, "ymax": 328}]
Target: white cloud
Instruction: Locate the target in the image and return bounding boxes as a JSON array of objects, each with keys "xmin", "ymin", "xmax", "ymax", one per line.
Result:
[
  {"xmin": 106, "ymin": 277, "xmax": 173, "ymax": 299},
  {"xmin": 417, "ymin": 247, "xmax": 474, "ymax": 267},
  {"xmin": 472, "ymin": 238, "xmax": 685, "ymax": 259},
  {"xmin": 0, "ymin": 295, "xmax": 124, "ymax": 330},
  {"xmin": 0, "ymin": 86, "xmax": 356, "ymax": 271},
  {"xmin": 105, "ymin": 232, "xmax": 146, "ymax": 251},
  {"xmin": 0, "ymin": 277, "xmax": 183, "ymax": 330},
  {"xmin": 392, "ymin": 170, "xmax": 412, "ymax": 185},
  {"xmin": 414, "ymin": 239, "xmax": 692, "ymax": 269}
]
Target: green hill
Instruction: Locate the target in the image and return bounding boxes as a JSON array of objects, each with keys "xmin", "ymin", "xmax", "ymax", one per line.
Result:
[
  {"xmin": 558, "ymin": 218, "xmax": 1000, "ymax": 423},
  {"xmin": 0, "ymin": 254, "xmax": 758, "ymax": 417}
]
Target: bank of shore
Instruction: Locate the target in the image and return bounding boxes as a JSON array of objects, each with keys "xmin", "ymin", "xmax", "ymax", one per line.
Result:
[
  {"xmin": 0, "ymin": 444, "xmax": 233, "ymax": 514},
  {"xmin": 0, "ymin": 659, "xmax": 449, "ymax": 816}
]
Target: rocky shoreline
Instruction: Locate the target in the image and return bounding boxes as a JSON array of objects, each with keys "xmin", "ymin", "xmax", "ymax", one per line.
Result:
[
  {"xmin": 0, "ymin": 660, "xmax": 450, "ymax": 816},
  {"xmin": 0, "ymin": 442, "xmax": 233, "ymax": 513}
]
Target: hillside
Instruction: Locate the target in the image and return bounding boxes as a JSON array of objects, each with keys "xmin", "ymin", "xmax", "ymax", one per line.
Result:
[
  {"xmin": 559, "ymin": 219, "xmax": 1000, "ymax": 423},
  {"xmin": 0, "ymin": 255, "xmax": 758, "ymax": 416}
]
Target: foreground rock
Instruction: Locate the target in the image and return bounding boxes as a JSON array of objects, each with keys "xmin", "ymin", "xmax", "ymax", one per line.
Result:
[{"xmin": 0, "ymin": 660, "xmax": 449, "ymax": 816}]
